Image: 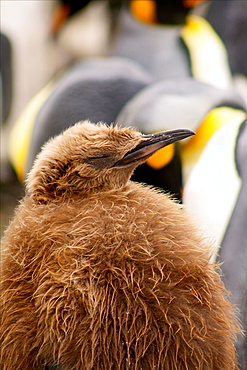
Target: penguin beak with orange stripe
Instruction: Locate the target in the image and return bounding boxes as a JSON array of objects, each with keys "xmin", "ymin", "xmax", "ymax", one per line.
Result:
[{"xmin": 116, "ymin": 128, "xmax": 195, "ymax": 167}]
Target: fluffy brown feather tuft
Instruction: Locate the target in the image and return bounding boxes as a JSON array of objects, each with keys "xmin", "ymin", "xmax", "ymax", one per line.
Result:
[{"xmin": 1, "ymin": 121, "xmax": 239, "ymax": 369}]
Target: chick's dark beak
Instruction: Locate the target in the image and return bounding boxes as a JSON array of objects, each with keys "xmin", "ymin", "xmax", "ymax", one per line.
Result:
[{"xmin": 115, "ymin": 128, "xmax": 195, "ymax": 166}]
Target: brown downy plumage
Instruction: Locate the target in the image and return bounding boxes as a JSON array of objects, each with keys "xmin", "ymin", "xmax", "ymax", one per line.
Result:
[{"xmin": 1, "ymin": 121, "xmax": 239, "ymax": 369}]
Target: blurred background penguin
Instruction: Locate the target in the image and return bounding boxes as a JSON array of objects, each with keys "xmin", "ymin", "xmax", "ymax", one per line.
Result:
[{"xmin": 1, "ymin": 0, "xmax": 247, "ymax": 368}]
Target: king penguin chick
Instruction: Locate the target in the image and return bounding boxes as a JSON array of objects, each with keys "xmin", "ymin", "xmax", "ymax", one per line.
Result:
[{"xmin": 1, "ymin": 121, "xmax": 238, "ymax": 370}]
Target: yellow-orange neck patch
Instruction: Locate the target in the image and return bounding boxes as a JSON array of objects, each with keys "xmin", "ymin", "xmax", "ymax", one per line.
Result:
[
  {"xmin": 182, "ymin": 107, "xmax": 247, "ymax": 179},
  {"xmin": 181, "ymin": 15, "xmax": 232, "ymax": 88}
]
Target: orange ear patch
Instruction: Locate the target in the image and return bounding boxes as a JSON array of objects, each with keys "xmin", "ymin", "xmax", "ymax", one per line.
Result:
[
  {"xmin": 130, "ymin": 0, "xmax": 157, "ymax": 24},
  {"xmin": 50, "ymin": 3, "xmax": 71, "ymax": 35},
  {"xmin": 183, "ymin": 0, "xmax": 206, "ymax": 8}
]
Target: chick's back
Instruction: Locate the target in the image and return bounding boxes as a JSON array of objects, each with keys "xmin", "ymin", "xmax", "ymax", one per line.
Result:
[{"xmin": 1, "ymin": 181, "xmax": 238, "ymax": 370}]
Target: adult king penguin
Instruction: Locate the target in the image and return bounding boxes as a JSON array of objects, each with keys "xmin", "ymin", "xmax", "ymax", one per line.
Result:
[{"xmin": 1, "ymin": 121, "xmax": 239, "ymax": 369}]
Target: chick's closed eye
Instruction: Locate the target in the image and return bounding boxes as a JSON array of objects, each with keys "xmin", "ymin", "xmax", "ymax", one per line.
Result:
[{"xmin": 84, "ymin": 153, "xmax": 115, "ymax": 168}]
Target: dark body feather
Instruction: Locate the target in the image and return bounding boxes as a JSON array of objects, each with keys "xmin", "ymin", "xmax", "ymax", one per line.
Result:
[{"xmin": 1, "ymin": 122, "xmax": 238, "ymax": 369}]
